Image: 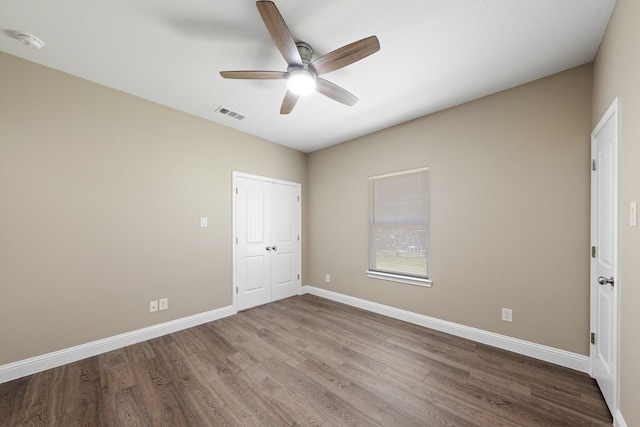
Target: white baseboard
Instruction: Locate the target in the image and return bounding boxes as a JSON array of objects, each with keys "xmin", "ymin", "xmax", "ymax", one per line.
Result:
[
  {"xmin": 614, "ymin": 410, "xmax": 628, "ymax": 427},
  {"xmin": 0, "ymin": 305, "xmax": 235, "ymax": 384},
  {"xmin": 0, "ymin": 288, "xmax": 594, "ymax": 384},
  {"xmin": 301, "ymin": 285, "xmax": 591, "ymax": 374}
]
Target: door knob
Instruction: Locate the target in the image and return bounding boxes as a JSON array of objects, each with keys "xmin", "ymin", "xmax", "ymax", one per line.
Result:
[
  {"xmin": 271, "ymin": 246, "xmax": 277, "ymax": 251},
  {"xmin": 266, "ymin": 246, "xmax": 272, "ymax": 251},
  {"xmin": 597, "ymin": 276, "xmax": 614, "ymax": 286}
]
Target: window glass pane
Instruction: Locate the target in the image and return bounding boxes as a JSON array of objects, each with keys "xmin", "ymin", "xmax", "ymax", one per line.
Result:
[{"xmin": 369, "ymin": 168, "xmax": 429, "ymax": 279}]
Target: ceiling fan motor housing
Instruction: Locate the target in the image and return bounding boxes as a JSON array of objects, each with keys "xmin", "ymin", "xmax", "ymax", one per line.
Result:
[
  {"xmin": 287, "ymin": 42, "xmax": 315, "ymax": 74},
  {"xmin": 287, "ymin": 41, "xmax": 317, "ymax": 95},
  {"xmin": 295, "ymin": 41, "xmax": 313, "ymax": 64}
]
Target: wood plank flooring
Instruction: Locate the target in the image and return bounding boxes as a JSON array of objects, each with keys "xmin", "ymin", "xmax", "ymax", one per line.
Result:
[{"xmin": 0, "ymin": 295, "xmax": 612, "ymax": 426}]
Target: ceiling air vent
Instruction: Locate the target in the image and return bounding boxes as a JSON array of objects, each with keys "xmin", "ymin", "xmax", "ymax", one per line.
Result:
[{"xmin": 216, "ymin": 106, "xmax": 245, "ymax": 121}]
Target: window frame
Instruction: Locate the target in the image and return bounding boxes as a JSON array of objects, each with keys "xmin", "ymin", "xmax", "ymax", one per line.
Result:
[{"xmin": 367, "ymin": 167, "xmax": 432, "ymax": 287}]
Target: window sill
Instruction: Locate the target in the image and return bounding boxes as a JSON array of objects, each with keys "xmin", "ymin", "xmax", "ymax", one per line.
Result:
[{"xmin": 366, "ymin": 271, "xmax": 433, "ymax": 288}]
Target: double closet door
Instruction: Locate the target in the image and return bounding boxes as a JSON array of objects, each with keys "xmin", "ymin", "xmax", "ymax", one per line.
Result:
[{"xmin": 234, "ymin": 173, "xmax": 301, "ymax": 311}]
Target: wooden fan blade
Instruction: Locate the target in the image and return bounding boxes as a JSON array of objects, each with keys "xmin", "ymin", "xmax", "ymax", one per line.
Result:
[
  {"xmin": 256, "ymin": 1, "xmax": 302, "ymax": 66},
  {"xmin": 311, "ymin": 36, "xmax": 380, "ymax": 76},
  {"xmin": 220, "ymin": 71, "xmax": 287, "ymax": 79},
  {"xmin": 280, "ymin": 91, "xmax": 299, "ymax": 114},
  {"xmin": 315, "ymin": 78, "xmax": 358, "ymax": 106}
]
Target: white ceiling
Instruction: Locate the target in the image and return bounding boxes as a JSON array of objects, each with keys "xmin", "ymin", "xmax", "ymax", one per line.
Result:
[{"xmin": 1, "ymin": 0, "xmax": 615, "ymax": 153}]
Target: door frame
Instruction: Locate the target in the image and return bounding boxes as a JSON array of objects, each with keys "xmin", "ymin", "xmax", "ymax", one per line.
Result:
[
  {"xmin": 590, "ymin": 97, "xmax": 620, "ymax": 415},
  {"xmin": 232, "ymin": 171, "xmax": 302, "ymax": 312}
]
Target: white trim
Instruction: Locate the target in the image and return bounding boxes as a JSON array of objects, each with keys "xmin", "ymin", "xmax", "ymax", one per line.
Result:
[
  {"xmin": 366, "ymin": 270, "xmax": 432, "ymax": 287},
  {"xmin": 0, "ymin": 305, "xmax": 235, "ymax": 384},
  {"xmin": 301, "ymin": 285, "xmax": 590, "ymax": 373},
  {"xmin": 232, "ymin": 171, "xmax": 301, "ymax": 188},
  {"xmin": 614, "ymin": 410, "xmax": 628, "ymax": 427},
  {"xmin": 369, "ymin": 166, "xmax": 429, "ymax": 180}
]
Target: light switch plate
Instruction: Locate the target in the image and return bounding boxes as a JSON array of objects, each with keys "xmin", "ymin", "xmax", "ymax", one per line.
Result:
[
  {"xmin": 631, "ymin": 202, "xmax": 637, "ymax": 227},
  {"xmin": 200, "ymin": 217, "xmax": 208, "ymax": 228}
]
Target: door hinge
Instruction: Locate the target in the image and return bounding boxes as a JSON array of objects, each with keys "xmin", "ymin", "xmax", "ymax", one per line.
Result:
[
  {"xmin": 297, "ymin": 196, "xmax": 300, "ymax": 202},
  {"xmin": 236, "ymin": 237, "xmax": 238, "ymax": 244},
  {"xmin": 236, "ymin": 287, "xmax": 238, "ymax": 294},
  {"xmin": 592, "ymin": 159, "xmax": 596, "ymax": 171},
  {"xmin": 297, "ymin": 235, "xmax": 300, "ymax": 241},
  {"xmin": 590, "ymin": 332, "xmax": 595, "ymax": 344},
  {"xmin": 297, "ymin": 274, "xmax": 300, "ymax": 280},
  {"xmin": 236, "ymin": 187, "xmax": 239, "ymax": 194},
  {"xmin": 591, "ymin": 246, "xmax": 596, "ymax": 258}
]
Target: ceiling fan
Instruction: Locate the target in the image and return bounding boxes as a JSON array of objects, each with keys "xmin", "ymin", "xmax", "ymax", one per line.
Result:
[{"xmin": 220, "ymin": 1, "xmax": 380, "ymax": 114}]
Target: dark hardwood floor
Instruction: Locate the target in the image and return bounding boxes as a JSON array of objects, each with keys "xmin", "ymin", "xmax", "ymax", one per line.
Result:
[{"xmin": 0, "ymin": 295, "xmax": 612, "ymax": 426}]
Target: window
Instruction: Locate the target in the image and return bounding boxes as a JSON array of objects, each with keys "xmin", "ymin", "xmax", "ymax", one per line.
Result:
[{"xmin": 368, "ymin": 167, "xmax": 431, "ymax": 286}]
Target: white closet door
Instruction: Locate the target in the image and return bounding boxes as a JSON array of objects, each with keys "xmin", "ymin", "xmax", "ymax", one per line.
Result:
[
  {"xmin": 271, "ymin": 183, "xmax": 300, "ymax": 302},
  {"xmin": 234, "ymin": 174, "xmax": 301, "ymax": 311},
  {"xmin": 236, "ymin": 178, "xmax": 272, "ymax": 311}
]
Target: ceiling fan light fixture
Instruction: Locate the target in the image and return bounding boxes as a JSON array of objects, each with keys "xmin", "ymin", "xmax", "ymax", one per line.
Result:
[{"xmin": 287, "ymin": 68, "xmax": 316, "ymax": 96}]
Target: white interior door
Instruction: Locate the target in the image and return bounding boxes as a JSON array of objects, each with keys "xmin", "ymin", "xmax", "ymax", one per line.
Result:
[
  {"xmin": 270, "ymin": 183, "xmax": 300, "ymax": 301},
  {"xmin": 236, "ymin": 177, "xmax": 272, "ymax": 311},
  {"xmin": 590, "ymin": 98, "xmax": 619, "ymax": 415},
  {"xmin": 234, "ymin": 173, "xmax": 301, "ymax": 311}
]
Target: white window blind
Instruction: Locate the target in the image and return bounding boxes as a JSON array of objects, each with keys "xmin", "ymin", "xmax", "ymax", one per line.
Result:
[{"xmin": 369, "ymin": 167, "xmax": 429, "ymax": 283}]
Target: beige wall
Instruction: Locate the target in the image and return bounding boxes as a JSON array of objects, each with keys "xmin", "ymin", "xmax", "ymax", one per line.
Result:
[
  {"xmin": 0, "ymin": 52, "xmax": 307, "ymax": 365},
  {"xmin": 3, "ymin": 41, "xmax": 622, "ymax": 411},
  {"xmin": 592, "ymin": 0, "xmax": 640, "ymax": 423},
  {"xmin": 2, "ymin": 24, "xmax": 628, "ymax": 415},
  {"xmin": 307, "ymin": 64, "xmax": 593, "ymax": 355}
]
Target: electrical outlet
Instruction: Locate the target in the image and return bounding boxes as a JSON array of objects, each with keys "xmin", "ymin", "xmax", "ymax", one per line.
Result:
[
  {"xmin": 149, "ymin": 300, "xmax": 158, "ymax": 313},
  {"xmin": 502, "ymin": 308, "xmax": 513, "ymax": 322},
  {"xmin": 325, "ymin": 274, "xmax": 330, "ymax": 283},
  {"xmin": 159, "ymin": 298, "xmax": 168, "ymax": 311}
]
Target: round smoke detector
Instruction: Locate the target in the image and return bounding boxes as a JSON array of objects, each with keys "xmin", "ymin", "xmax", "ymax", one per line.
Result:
[{"xmin": 16, "ymin": 33, "xmax": 45, "ymax": 49}]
